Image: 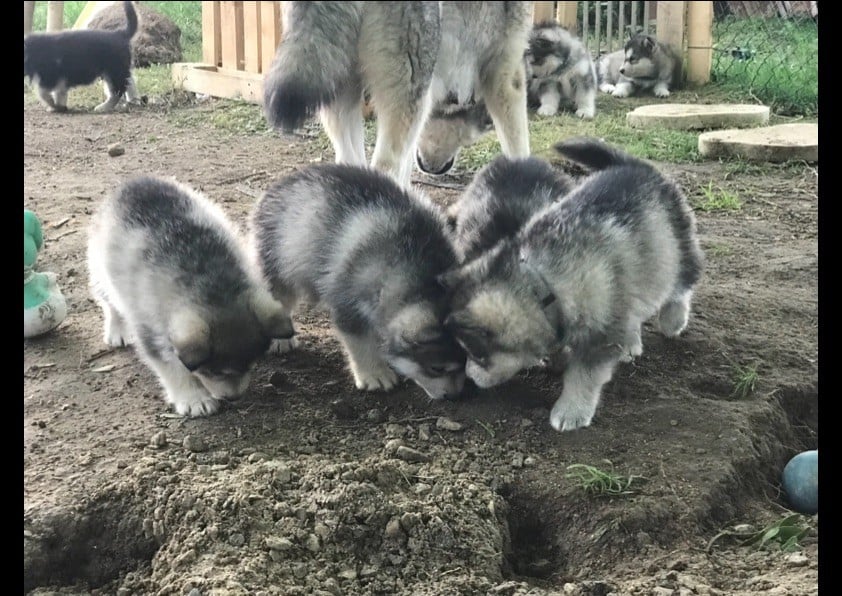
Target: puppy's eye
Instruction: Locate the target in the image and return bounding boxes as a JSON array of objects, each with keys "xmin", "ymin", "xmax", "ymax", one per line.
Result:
[{"xmin": 427, "ymin": 365, "xmax": 447, "ymax": 376}]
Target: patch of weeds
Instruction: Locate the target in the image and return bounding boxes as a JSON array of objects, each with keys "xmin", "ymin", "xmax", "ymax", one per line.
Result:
[
  {"xmin": 475, "ymin": 419, "xmax": 496, "ymax": 439},
  {"xmin": 707, "ymin": 514, "xmax": 811, "ymax": 553},
  {"xmin": 168, "ymin": 99, "xmax": 269, "ymax": 134},
  {"xmin": 731, "ymin": 362, "xmax": 759, "ymax": 399},
  {"xmin": 565, "ymin": 460, "xmax": 645, "ymax": 498},
  {"xmin": 696, "ymin": 182, "xmax": 742, "ymax": 212},
  {"xmin": 707, "ymin": 244, "xmax": 732, "ymax": 257}
]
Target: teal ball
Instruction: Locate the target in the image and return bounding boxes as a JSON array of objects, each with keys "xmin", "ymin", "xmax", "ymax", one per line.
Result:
[{"xmin": 781, "ymin": 450, "xmax": 818, "ymax": 515}]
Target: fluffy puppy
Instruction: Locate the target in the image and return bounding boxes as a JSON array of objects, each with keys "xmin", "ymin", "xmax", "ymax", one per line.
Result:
[
  {"xmin": 525, "ymin": 21, "xmax": 598, "ymax": 119},
  {"xmin": 24, "ymin": 0, "xmax": 141, "ymax": 112},
  {"xmin": 597, "ymin": 33, "xmax": 682, "ymax": 98},
  {"xmin": 87, "ymin": 176, "xmax": 294, "ymax": 417},
  {"xmin": 441, "ymin": 137, "xmax": 704, "ymax": 432},
  {"xmin": 251, "ymin": 164, "xmax": 466, "ymax": 400}
]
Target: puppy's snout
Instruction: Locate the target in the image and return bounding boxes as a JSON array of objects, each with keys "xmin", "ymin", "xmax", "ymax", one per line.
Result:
[{"xmin": 619, "ymin": 67, "xmax": 626, "ymax": 74}]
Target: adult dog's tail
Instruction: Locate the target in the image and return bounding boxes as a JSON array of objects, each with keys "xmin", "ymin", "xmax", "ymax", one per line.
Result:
[
  {"xmin": 554, "ymin": 137, "xmax": 649, "ymax": 171},
  {"xmin": 120, "ymin": 1, "xmax": 139, "ymax": 39},
  {"xmin": 263, "ymin": 2, "xmax": 363, "ymax": 133}
]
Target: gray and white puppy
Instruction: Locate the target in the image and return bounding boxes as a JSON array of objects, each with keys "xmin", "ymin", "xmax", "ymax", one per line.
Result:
[
  {"xmin": 251, "ymin": 164, "xmax": 466, "ymax": 400},
  {"xmin": 448, "ymin": 155, "xmax": 574, "ymax": 262},
  {"xmin": 525, "ymin": 21, "xmax": 598, "ymax": 119},
  {"xmin": 441, "ymin": 137, "xmax": 704, "ymax": 432},
  {"xmin": 416, "ymin": 101, "xmax": 494, "ymax": 176},
  {"xmin": 597, "ymin": 33, "xmax": 682, "ymax": 98},
  {"xmin": 24, "ymin": 0, "xmax": 141, "ymax": 112},
  {"xmin": 87, "ymin": 176, "xmax": 295, "ymax": 417},
  {"xmin": 262, "ymin": 2, "xmax": 532, "ymax": 186}
]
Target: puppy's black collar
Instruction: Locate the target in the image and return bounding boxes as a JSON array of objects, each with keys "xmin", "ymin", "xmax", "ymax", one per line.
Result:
[{"xmin": 520, "ymin": 258, "xmax": 565, "ymax": 342}]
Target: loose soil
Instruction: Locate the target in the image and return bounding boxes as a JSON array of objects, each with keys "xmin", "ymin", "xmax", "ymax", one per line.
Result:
[{"xmin": 23, "ymin": 93, "xmax": 819, "ymax": 596}]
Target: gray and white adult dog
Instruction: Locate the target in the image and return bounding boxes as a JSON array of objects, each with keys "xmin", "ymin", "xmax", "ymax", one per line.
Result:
[
  {"xmin": 251, "ymin": 164, "xmax": 466, "ymax": 400},
  {"xmin": 597, "ymin": 33, "xmax": 682, "ymax": 98},
  {"xmin": 262, "ymin": 2, "xmax": 533, "ymax": 186},
  {"xmin": 525, "ymin": 21, "xmax": 598, "ymax": 119},
  {"xmin": 87, "ymin": 176, "xmax": 295, "ymax": 417},
  {"xmin": 24, "ymin": 0, "xmax": 141, "ymax": 112},
  {"xmin": 448, "ymin": 155, "xmax": 573, "ymax": 262},
  {"xmin": 440, "ymin": 137, "xmax": 704, "ymax": 432}
]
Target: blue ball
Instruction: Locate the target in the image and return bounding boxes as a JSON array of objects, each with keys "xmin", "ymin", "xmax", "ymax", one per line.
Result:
[{"xmin": 781, "ymin": 450, "xmax": 818, "ymax": 515}]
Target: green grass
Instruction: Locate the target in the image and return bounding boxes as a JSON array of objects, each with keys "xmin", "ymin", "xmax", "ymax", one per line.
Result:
[
  {"xmin": 710, "ymin": 17, "xmax": 818, "ymax": 116},
  {"xmin": 695, "ymin": 182, "xmax": 742, "ymax": 212},
  {"xmin": 731, "ymin": 362, "xmax": 759, "ymax": 399},
  {"xmin": 708, "ymin": 514, "xmax": 811, "ymax": 553},
  {"xmin": 565, "ymin": 461, "xmax": 645, "ymax": 498},
  {"xmin": 706, "ymin": 244, "xmax": 733, "ymax": 258}
]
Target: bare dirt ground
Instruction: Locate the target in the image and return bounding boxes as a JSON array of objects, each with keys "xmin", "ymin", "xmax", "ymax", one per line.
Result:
[{"xmin": 24, "ymin": 94, "xmax": 818, "ymax": 595}]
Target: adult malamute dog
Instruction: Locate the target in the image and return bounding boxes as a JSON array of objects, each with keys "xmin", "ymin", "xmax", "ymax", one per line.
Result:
[
  {"xmin": 441, "ymin": 138, "xmax": 704, "ymax": 432},
  {"xmin": 251, "ymin": 164, "xmax": 466, "ymax": 400},
  {"xmin": 262, "ymin": 2, "xmax": 533, "ymax": 186},
  {"xmin": 525, "ymin": 22, "xmax": 598, "ymax": 119},
  {"xmin": 24, "ymin": 0, "xmax": 141, "ymax": 112},
  {"xmin": 87, "ymin": 176, "xmax": 294, "ymax": 417},
  {"xmin": 597, "ymin": 33, "xmax": 682, "ymax": 98},
  {"xmin": 448, "ymin": 155, "xmax": 573, "ymax": 262}
]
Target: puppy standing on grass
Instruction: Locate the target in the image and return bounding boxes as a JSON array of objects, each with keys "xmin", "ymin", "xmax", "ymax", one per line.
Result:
[
  {"xmin": 525, "ymin": 22, "xmax": 598, "ymax": 119},
  {"xmin": 597, "ymin": 33, "xmax": 682, "ymax": 98},
  {"xmin": 24, "ymin": 0, "xmax": 141, "ymax": 112},
  {"xmin": 441, "ymin": 138, "xmax": 704, "ymax": 432},
  {"xmin": 87, "ymin": 176, "xmax": 295, "ymax": 417},
  {"xmin": 251, "ymin": 164, "xmax": 466, "ymax": 400}
]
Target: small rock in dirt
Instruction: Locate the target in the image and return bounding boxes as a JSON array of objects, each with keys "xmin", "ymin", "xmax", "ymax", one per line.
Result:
[
  {"xmin": 228, "ymin": 532, "xmax": 246, "ymax": 547},
  {"xmin": 107, "ymin": 143, "xmax": 125, "ymax": 157},
  {"xmin": 173, "ymin": 548, "xmax": 197, "ymax": 569},
  {"xmin": 520, "ymin": 417, "xmax": 534, "ymax": 428},
  {"xmin": 490, "ymin": 581, "xmax": 521, "ymax": 594},
  {"xmin": 247, "ymin": 452, "xmax": 269, "ymax": 463},
  {"xmin": 418, "ymin": 423, "xmax": 432, "ymax": 441},
  {"xmin": 511, "ymin": 453, "xmax": 524, "ymax": 468},
  {"xmin": 524, "ymin": 456, "xmax": 537, "ymax": 466},
  {"xmin": 436, "ymin": 416, "xmax": 463, "ymax": 431},
  {"xmin": 651, "ymin": 588, "xmax": 674, "ymax": 596},
  {"xmin": 150, "ymin": 431, "xmax": 167, "ymax": 448},
  {"xmin": 670, "ymin": 419, "xmax": 678, "ymax": 426},
  {"xmin": 400, "ymin": 512, "xmax": 421, "ymax": 531},
  {"xmin": 395, "ymin": 445, "xmax": 431, "ymax": 463},
  {"xmin": 384, "ymin": 517, "xmax": 404, "ymax": 540},
  {"xmin": 330, "ymin": 398, "xmax": 357, "ymax": 420},
  {"xmin": 359, "ymin": 565, "xmax": 378, "ymax": 577},
  {"xmin": 263, "ymin": 461, "xmax": 292, "ymax": 484},
  {"xmin": 366, "ymin": 408, "xmax": 385, "ymax": 423},
  {"xmin": 696, "ymin": 448, "xmax": 707, "ymax": 454},
  {"xmin": 384, "ymin": 438, "xmax": 405, "ymax": 455},
  {"xmin": 413, "ymin": 482, "xmax": 432, "ymax": 494},
  {"xmin": 182, "ymin": 435, "xmax": 208, "ymax": 453},
  {"xmin": 562, "ymin": 584, "xmax": 582, "ymax": 595},
  {"xmin": 732, "ymin": 523, "xmax": 755, "ymax": 533},
  {"xmin": 338, "ymin": 568, "xmax": 358, "ymax": 580},
  {"xmin": 37, "ymin": 420, "xmax": 46, "ymax": 429},
  {"xmin": 669, "ymin": 558, "xmax": 688, "ymax": 571},
  {"xmin": 187, "ymin": 590, "xmax": 201, "ymax": 596},
  {"xmin": 784, "ymin": 552, "xmax": 808, "ymax": 567},
  {"xmin": 292, "ymin": 563, "xmax": 308, "ymax": 579},
  {"xmin": 304, "ymin": 533, "xmax": 321, "ymax": 552},
  {"xmin": 636, "ymin": 531, "xmax": 653, "ymax": 546},
  {"xmin": 266, "ymin": 537, "xmax": 294, "ymax": 551}
]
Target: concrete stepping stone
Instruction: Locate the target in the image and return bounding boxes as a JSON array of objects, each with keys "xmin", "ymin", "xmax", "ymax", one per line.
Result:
[
  {"xmin": 626, "ymin": 103, "xmax": 770, "ymax": 130},
  {"xmin": 698, "ymin": 123, "xmax": 818, "ymax": 163}
]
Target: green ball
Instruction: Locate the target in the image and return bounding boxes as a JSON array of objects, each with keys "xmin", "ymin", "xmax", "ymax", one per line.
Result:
[{"xmin": 781, "ymin": 450, "xmax": 818, "ymax": 515}]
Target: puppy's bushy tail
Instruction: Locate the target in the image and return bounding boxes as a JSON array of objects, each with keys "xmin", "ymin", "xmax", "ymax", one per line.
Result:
[
  {"xmin": 263, "ymin": 3, "xmax": 363, "ymax": 133},
  {"xmin": 553, "ymin": 137, "xmax": 649, "ymax": 171},
  {"xmin": 121, "ymin": 1, "xmax": 139, "ymax": 39}
]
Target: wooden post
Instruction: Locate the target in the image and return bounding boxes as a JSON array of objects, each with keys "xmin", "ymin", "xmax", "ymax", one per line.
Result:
[
  {"xmin": 24, "ymin": 1, "xmax": 36, "ymax": 34},
  {"xmin": 533, "ymin": 1, "xmax": 555, "ymax": 23},
  {"xmin": 220, "ymin": 1, "xmax": 245, "ymax": 71},
  {"xmin": 686, "ymin": 1, "xmax": 712, "ymax": 84},
  {"xmin": 656, "ymin": 2, "xmax": 687, "ymax": 83},
  {"xmin": 260, "ymin": 1, "xmax": 282, "ymax": 73},
  {"xmin": 202, "ymin": 1, "xmax": 222, "ymax": 67},
  {"xmin": 46, "ymin": 1, "xmax": 65, "ymax": 32},
  {"xmin": 556, "ymin": 1, "xmax": 578, "ymax": 30},
  {"xmin": 242, "ymin": 1, "xmax": 261, "ymax": 73}
]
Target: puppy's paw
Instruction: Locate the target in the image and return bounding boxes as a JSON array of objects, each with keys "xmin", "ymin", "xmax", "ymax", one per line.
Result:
[
  {"xmin": 653, "ymin": 85, "xmax": 671, "ymax": 98},
  {"xmin": 599, "ymin": 83, "xmax": 616, "ymax": 94},
  {"xmin": 268, "ymin": 336, "xmax": 300, "ymax": 355},
  {"xmin": 93, "ymin": 103, "xmax": 115, "ymax": 113},
  {"xmin": 537, "ymin": 104, "xmax": 558, "ymax": 117},
  {"xmin": 611, "ymin": 87, "xmax": 631, "ymax": 98},
  {"xmin": 170, "ymin": 389, "xmax": 221, "ymax": 418},
  {"xmin": 575, "ymin": 106, "xmax": 595, "ymax": 119},
  {"xmin": 549, "ymin": 399, "xmax": 595, "ymax": 432},
  {"xmin": 352, "ymin": 364, "xmax": 399, "ymax": 392},
  {"xmin": 104, "ymin": 329, "xmax": 131, "ymax": 348}
]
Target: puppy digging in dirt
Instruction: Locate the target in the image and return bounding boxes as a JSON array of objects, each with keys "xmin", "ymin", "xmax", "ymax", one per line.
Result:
[
  {"xmin": 24, "ymin": 0, "xmax": 141, "ymax": 112},
  {"xmin": 441, "ymin": 138, "xmax": 704, "ymax": 432},
  {"xmin": 87, "ymin": 176, "xmax": 295, "ymax": 417},
  {"xmin": 251, "ymin": 164, "xmax": 466, "ymax": 400}
]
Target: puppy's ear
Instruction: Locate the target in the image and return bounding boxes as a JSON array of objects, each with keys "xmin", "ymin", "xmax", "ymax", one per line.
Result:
[
  {"xmin": 249, "ymin": 287, "xmax": 295, "ymax": 340},
  {"xmin": 170, "ymin": 309, "xmax": 211, "ymax": 372},
  {"xmin": 643, "ymin": 35, "xmax": 656, "ymax": 51}
]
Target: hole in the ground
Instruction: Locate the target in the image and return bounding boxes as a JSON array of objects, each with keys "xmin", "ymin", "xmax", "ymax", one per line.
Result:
[
  {"xmin": 24, "ymin": 492, "xmax": 158, "ymax": 593},
  {"xmin": 499, "ymin": 483, "xmax": 559, "ymax": 581},
  {"xmin": 776, "ymin": 383, "xmax": 818, "ymax": 451}
]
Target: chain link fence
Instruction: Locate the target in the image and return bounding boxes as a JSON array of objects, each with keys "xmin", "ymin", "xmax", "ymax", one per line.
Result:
[{"xmin": 710, "ymin": 1, "xmax": 818, "ymax": 115}]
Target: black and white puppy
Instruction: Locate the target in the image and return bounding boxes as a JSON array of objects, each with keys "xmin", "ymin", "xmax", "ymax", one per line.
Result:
[{"xmin": 24, "ymin": 0, "xmax": 140, "ymax": 112}]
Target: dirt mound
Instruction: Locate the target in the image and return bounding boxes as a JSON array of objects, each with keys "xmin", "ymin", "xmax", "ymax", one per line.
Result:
[{"xmin": 87, "ymin": 2, "xmax": 182, "ymax": 67}]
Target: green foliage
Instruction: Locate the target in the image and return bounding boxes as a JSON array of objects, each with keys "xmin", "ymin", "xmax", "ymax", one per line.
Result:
[
  {"xmin": 565, "ymin": 461, "xmax": 645, "ymax": 497},
  {"xmin": 695, "ymin": 182, "xmax": 742, "ymax": 212}
]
